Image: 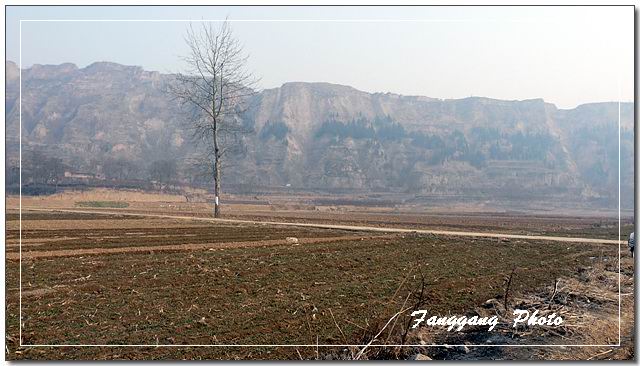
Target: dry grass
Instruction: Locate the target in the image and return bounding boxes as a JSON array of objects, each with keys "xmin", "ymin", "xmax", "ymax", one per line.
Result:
[
  {"xmin": 402, "ymin": 253, "xmax": 634, "ymax": 361},
  {"xmin": 541, "ymin": 257, "xmax": 635, "ymax": 361},
  {"xmin": 6, "ymin": 188, "xmax": 193, "ymax": 209}
]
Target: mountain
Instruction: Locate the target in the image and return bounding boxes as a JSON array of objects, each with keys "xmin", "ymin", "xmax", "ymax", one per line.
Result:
[{"xmin": 5, "ymin": 61, "xmax": 634, "ymax": 210}]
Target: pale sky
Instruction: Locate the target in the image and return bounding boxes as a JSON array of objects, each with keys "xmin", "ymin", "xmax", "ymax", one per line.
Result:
[{"xmin": 6, "ymin": 5, "xmax": 634, "ymax": 109}]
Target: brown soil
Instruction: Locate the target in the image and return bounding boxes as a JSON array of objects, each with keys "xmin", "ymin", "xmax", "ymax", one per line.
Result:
[
  {"xmin": 4, "ymin": 205, "xmax": 633, "ymax": 360},
  {"xmin": 10, "ymin": 208, "xmax": 625, "ymax": 246},
  {"xmin": 6, "ymin": 235, "xmax": 376, "ymax": 259}
]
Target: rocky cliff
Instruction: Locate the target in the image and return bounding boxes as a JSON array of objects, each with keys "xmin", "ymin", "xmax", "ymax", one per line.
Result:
[{"xmin": 5, "ymin": 61, "xmax": 634, "ymax": 209}]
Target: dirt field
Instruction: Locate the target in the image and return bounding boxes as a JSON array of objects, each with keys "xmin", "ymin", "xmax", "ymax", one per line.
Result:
[
  {"xmin": 4, "ymin": 191, "xmax": 635, "ymax": 360},
  {"xmin": 7, "ymin": 189, "xmax": 634, "ymax": 240}
]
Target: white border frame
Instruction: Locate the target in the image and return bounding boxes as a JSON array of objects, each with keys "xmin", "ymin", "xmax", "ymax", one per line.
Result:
[{"xmin": 16, "ymin": 17, "xmax": 624, "ymax": 349}]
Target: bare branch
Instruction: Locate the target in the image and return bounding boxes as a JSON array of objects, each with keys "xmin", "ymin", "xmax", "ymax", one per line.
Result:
[{"xmin": 167, "ymin": 20, "xmax": 259, "ymax": 217}]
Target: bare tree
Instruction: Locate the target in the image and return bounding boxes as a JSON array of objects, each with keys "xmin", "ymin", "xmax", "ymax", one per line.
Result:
[
  {"xmin": 24, "ymin": 150, "xmax": 66, "ymax": 186},
  {"xmin": 170, "ymin": 21, "xmax": 257, "ymax": 218},
  {"xmin": 148, "ymin": 159, "xmax": 177, "ymax": 184},
  {"xmin": 103, "ymin": 157, "xmax": 140, "ymax": 181}
]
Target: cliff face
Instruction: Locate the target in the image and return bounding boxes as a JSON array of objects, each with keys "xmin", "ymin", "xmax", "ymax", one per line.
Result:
[{"xmin": 5, "ymin": 61, "xmax": 634, "ymax": 208}]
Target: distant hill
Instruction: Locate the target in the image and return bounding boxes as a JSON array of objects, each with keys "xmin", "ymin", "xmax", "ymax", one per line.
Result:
[{"xmin": 5, "ymin": 61, "xmax": 634, "ymax": 209}]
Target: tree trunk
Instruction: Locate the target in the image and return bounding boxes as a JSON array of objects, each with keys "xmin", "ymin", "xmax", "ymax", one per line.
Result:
[
  {"xmin": 213, "ymin": 125, "xmax": 221, "ymax": 218},
  {"xmin": 214, "ymin": 154, "xmax": 221, "ymax": 218}
]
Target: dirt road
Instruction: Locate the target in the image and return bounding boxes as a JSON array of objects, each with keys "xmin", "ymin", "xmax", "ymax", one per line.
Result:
[
  {"xmin": 6, "ymin": 235, "xmax": 371, "ymax": 259},
  {"xmin": 17, "ymin": 207, "xmax": 623, "ymax": 245}
]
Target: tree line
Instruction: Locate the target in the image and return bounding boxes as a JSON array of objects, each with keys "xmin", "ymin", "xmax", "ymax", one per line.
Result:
[{"xmin": 6, "ymin": 150, "xmax": 186, "ymax": 187}]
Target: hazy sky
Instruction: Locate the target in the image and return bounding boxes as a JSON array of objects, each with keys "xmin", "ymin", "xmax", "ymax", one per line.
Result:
[{"xmin": 6, "ymin": 6, "xmax": 634, "ymax": 109}]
